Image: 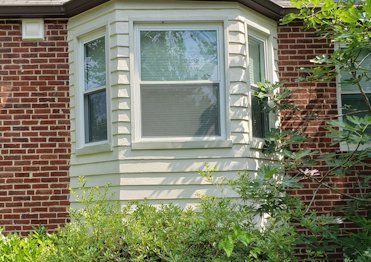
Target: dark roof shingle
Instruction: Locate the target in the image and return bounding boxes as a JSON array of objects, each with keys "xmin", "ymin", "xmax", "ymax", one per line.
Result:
[{"xmin": 0, "ymin": 0, "xmax": 70, "ymax": 5}]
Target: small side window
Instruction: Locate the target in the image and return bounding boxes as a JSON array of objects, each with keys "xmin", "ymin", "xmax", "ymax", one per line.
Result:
[
  {"xmin": 82, "ymin": 36, "xmax": 108, "ymax": 143},
  {"xmin": 339, "ymin": 48, "xmax": 371, "ymax": 134},
  {"xmin": 248, "ymin": 35, "xmax": 270, "ymax": 139}
]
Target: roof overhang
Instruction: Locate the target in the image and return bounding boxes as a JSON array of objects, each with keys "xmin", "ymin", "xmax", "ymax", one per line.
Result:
[
  {"xmin": 0, "ymin": 0, "xmax": 296, "ymax": 20},
  {"xmin": 194, "ymin": 0, "xmax": 295, "ymax": 20}
]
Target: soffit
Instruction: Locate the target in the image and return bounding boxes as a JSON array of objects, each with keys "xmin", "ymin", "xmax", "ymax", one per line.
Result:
[
  {"xmin": 0, "ymin": 0, "xmax": 296, "ymax": 20},
  {"xmin": 269, "ymin": 0, "xmax": 293, "ymax": 8}
]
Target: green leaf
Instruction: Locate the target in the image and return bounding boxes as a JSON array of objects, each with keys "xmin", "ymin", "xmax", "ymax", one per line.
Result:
[
  {"xmin": 365, "ymin": 0, "xmax": 371, "ymax": 16},
  {"xmin": 280, "ymin": 12, "xmax": 298, "ymax": 25},
  {"xmin": 249, "ymin": 247, "xmax": 262, "ymax": 259},
  {"xmin": 293, "ymin": 149, "xmax": 313, "ymax": 159},
  {"xmin": 258, "ymin": 165, "xmax": 278, "ymax": 180},
  {"xmin": 323, "ymin": 0, "xmax": 336, "ymax": 9},
  {"xmin": 338, "ymin": 5, "xmax": 360, "ymax": 24},
  {"xmin": 218, "ymin": 236, "xmax": 234, "ymax": 257}
]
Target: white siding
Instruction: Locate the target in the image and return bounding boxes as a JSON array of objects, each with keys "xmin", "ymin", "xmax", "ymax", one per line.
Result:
[{"xmin": 68, "ymin": 0, "xmax": 277, "ymax": 206}]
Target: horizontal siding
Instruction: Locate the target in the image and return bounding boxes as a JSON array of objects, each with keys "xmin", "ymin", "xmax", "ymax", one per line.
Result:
[
  {"xmin": 70, "ymin": 160, "xmax": 120, "ymax": 176},
  {"xmin": 68, "ymin": 1, "xmax": 277, "ymax": 205},
  {"xmin": 70, "ymin": 173, "xmax": 121, "ymax": 187},
  {"xmin": 119, "ymin": 185, "xmax": 238, "ymax": 200},
  {"xmin": 119, "ymin": 172, "xmax": 239, "ymax": 186},
  {"xmin": 117, "ymin": 158, "xmax": 259, "ymax": 173}
]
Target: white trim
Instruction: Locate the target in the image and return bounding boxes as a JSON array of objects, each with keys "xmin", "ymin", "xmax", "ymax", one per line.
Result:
[
  {"xmin": 75, "ymin": 141, "xmax": 112, "ymax": 156},
  {"xmin": 131, "ymin": 22, "xmax": 227, "ymax": 146},
  {"xmin": 84, "ymin": 85, "xmax": 106, "ymax": 95},
  {"xmin": 139, "ymin": 80, "xmax": 220, "ymax": 85},
  {"xmin": 132, "ymin": 140, "xmax": 233, "ymax": 150},
  {"xmin": 130, "ymin": 16, "xmax": 230, "ymax": 24},
  {"xmin": 246, "ymin": 29, "xmax": 275, "ymax": 147},
  {"xmin": 335, "ymin": 43, "xmax": 346, "ymax": 151},
  {"xmin": 75, "ymin": 26, "xmax": 112, "ymax": 152}
]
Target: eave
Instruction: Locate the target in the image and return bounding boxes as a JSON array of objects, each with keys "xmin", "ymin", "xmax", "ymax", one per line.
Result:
[{"xmin": 0, "ymin": 0, "xmax": 296, "ymax": 20}]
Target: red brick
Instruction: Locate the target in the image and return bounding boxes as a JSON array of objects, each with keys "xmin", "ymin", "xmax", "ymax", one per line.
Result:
[
  {"xmin": 0, "ymin": 19, "xmax": 69, "ymax": 235},
  {"xmin": 278, "ymin": 22, "xmax": 370, "ymax": 260}
]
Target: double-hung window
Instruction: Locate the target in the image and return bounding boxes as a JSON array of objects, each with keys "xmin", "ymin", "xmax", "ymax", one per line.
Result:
[
  {"xmin": 248, "ymin": 35, "xmax": 270, "ymax": 139},
  {"xmin": 339, "ymin": 48, "xmax": 371, "ymax": 134},
  {"xmin": 134, "ymin": 25, "xmax": 225, "ymax": 142},
  {"xmin": 81, "ymin": 34, "xmax": 108, "ymax": 144}
]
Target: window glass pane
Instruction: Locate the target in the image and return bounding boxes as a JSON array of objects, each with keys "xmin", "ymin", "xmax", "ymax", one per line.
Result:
[
  {"xmin": 340, "ymin": 48, "xmax": 371, "ymax": 93},
  {"xmin": 141, "ymin": 84, "xmax": 220, "ymax": 137},
  {"xmin": 140, "ymin": 30, "xmax": 218, "ymax": 81},
  {"xmin": 342, "ymin": 93, "xmax": 371, "ymax": 134},
  {"xmin": 249, "ymin": 36, "xmax": 265, "ymax": 84},
  {"xmin": 85, "ymin": 90, "xmax": 107, "ymax": 143},
  {"xmin": 252, "ymin": 96, "xmax": 270, "ymax": 138},
  {"xmin": 84, "ymin": 36, "xmax": 106, "ymax": 91},
  {"xmin": 249, "ymin": 36, "xmax": 269, "ymax": 138}
]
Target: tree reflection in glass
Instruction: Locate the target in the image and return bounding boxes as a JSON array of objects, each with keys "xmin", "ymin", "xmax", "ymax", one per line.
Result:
[
  {"xmin": 140, "ymin": 30, "xmax": 218, "ymax": 81},
  {"xmin": 84, "ymin": 36, "xmax": 106, "ymax": 91},
  {"xmin": 83, "ymin": 36, "xmax": 107, "ymax": 143},
  {"xmin": 86, "ymin": 91, "xmax": 107, "ymax": 142},
  {"xmin": 139, "ymin": 29, "xmax": 221, "ymax": 138}
]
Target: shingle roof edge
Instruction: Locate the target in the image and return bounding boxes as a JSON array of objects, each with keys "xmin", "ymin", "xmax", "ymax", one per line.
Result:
[{"xmin": 0, "ymin": 0, "xmax": 296, "ymax": 20}]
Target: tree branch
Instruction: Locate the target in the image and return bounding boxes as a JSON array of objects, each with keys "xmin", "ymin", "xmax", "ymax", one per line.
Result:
[{"xmin": 299, "ymin": 169, "xmax": 371, "ymax": 207}]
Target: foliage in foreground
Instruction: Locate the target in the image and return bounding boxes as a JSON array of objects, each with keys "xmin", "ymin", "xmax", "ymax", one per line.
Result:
[
  {"xmin": 1, "ymin": 172, "xmax": 343, "ymax": 262},
  {"xmin": 0, "ymin": 227, "xmax": 54, "ymax": 262}
]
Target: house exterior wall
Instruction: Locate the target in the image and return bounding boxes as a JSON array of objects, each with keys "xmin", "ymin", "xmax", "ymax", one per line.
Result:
[
  {"xmin": 278, "ymin": 22, "xmax": 339, "ymax": 211},
  {"xmin": 67, "ymin": 0, "xmax": 278, "ymax": 207},
  {"xmin": 0, "ymin": 19, "xmax": 70, "ymax": 234},
  {"xmin": 278, "ymin": 22, "xmax": 370, "ymax": 261}
]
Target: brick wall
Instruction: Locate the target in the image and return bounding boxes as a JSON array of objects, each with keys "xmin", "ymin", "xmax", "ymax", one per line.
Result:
[
  {"xmin": 0, "ymin": 19, "xmax": 70, "ymax": 235},
  {"xmin": 278, "ymin": 22, "xmax": 370, "ymax": 261},
  {"xmin": 277, "ymin": 22, "xmax": 339, "ymax": 208}
]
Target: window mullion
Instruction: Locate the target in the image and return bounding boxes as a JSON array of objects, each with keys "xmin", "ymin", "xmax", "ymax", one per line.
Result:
[{"xmin": 140, "ymin": 80, "xmax": 219, "ymax": 86}]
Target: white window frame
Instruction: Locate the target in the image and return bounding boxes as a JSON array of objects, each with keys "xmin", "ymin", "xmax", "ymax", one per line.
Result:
[
  {"xmin": 336, "ymin": 45, "xmax": 371, "ymax": 151},
  {"xmin": 75, "ymin": 28, "xmax": 111, "ymax": 154},
  {"xmin": 132, "ymin": 23, "xmax": 227, "ymax": 147},
  {"xmin": 247, "ymin": 30, "xmax": 275, "ymax": 148}
]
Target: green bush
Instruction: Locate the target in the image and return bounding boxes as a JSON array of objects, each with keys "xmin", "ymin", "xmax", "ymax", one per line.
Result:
[
  {"xmin": 0, "ymin": 227, "xmax": 54, "ymax": 262},
  {"xmin": 45, "ymin": 181, "xmax": 253, "ymax": 262},
  {"xmin": 0, "ymin": 174, "xmax": 342, "ymax": 262}
]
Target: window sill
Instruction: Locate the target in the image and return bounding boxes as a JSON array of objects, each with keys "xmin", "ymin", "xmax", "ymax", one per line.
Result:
[
  {"xmin": 131, "ymin": 140, "xmax": 233, "ymax": 150},
  {"xmin": 75, "ymin": 141, "xmax": 112, "ymax": 156},
  {"xmin": 339, "ymin": 142, "xmax": 369, "ymax": 152},
  {"xmin": 250, "ymin": 137, "xmax": 266, "ymax": 150}
]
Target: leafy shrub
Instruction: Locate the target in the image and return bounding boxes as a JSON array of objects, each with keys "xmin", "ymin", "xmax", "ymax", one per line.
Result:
[
  {"xmin": 0, "ymin": 172, "xmax": 350, "ymax": 262},
  {"xmin": 45, "ymin": 180, "xmax": 252, "ymax": 262},
  {"xmin": 0, "ymin": 227, "xmax": 54, "ymax": 262},
  {"xmin": 228, "ymin": 169, "xmax": 340, "ymax": 261},
  {"xmin": 340, "ymin": 202, "xmax": 371, "ymax": 262}
]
